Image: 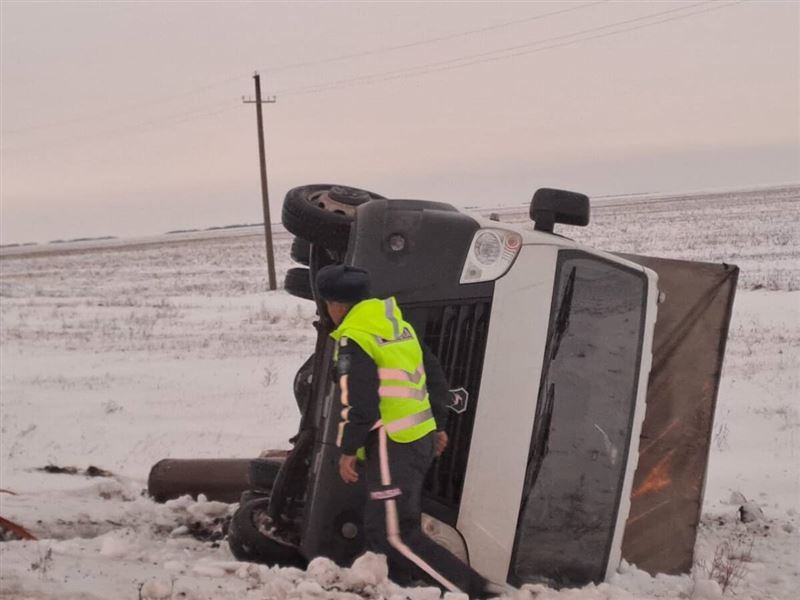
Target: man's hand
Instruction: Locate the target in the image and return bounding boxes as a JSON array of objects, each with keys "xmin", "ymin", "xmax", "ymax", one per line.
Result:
[
  {"xmin": 434, "ymin": 431, "xmax": 449, "ymax": 456},
  {"xmin": 339, "ymin": 454, "xmax": 359, "ymax": 483}
]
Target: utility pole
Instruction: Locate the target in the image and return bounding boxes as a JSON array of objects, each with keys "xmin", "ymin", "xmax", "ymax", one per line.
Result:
[{"xmin": 243, "ymin": 72, "xmax": 277, "ymax": 290}]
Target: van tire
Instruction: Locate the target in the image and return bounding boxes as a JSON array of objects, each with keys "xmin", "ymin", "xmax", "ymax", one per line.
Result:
[
  {"xmin": 290, "ymin": 237, "xmax": 310, "ymax": 266},
  {"xmin": 284, "ymin": 267, "xmax": 313, "ymax": 301},
  {"xmin": 281, "ymin": 184, "xmax": 383, "ymax": 251},
  {"xmin": 293, "ymin": 354, "xmax": 315, "ymax": 415},
  {"xmin": 227, "ymin": 497, "xmax": 306, "ymax": 567}
]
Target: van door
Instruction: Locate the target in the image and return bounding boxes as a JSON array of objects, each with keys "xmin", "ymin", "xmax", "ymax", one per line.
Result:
[
  {"xmin": 616, "ymin": 255, "xmax": 738, "ymax": 575},
  {"xmin": 508, "ymin": 250, "xmax": 657, "ymax": 587}
]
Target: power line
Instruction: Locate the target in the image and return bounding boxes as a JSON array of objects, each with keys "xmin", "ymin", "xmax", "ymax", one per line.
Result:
[
  {"xmin": 0, "ymin": 2, "xmax": 744, "ymax": 154},
  {"xmin": 1, "ymin": 2, "xmax": 602, "ymax": 136},
  {"xmin": 276, "ymin": 0, "xmax": 714, "ymax": 95},
  {"xmin": 2, "ymin": 75, "xmax": 247, "ymax": 136},
  {"xmin": 2, "ymin": 99, "xmax": 240, "ymax": 154},
  {"xmin": 277, "ymin": 1, "xmax": 741, "ymax": 97},
  {"xmin": 257, "ymin": 1, "xmax": 606, "ymax": 75}
]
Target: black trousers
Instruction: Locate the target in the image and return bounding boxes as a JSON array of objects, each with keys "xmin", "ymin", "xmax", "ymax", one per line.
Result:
[{"xmin": 362, "ymin": 429, "xmax": 487, "ymax": 597}]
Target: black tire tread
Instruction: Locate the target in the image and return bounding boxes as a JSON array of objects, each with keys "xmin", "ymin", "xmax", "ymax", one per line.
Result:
[
  {"xmin": 293, "ymin": 353, "xmax": 315, "ymax": 415},
  {"xmin": 227, "ymin": 497, "xmax": 306, "ymax": 567},
  {"xmin": 284, "ymin": 267, "xmax": 313, "ymax": 301},
  {"xmin": 290, "ymin": 237, "xmax": 310, "ymax": 266},
  {"xmin": 281, "ymin": 184, "xmax": 383, "ymax": 251}
]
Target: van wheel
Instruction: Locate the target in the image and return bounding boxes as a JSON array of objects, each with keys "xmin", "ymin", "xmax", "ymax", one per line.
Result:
[
  {"xmin": 284, "ymin": 267, "xmax": 313, "ymax": 301},
  {"xmin": 227, "ymin": 497, "xmax": 306, "ymax": 567},
  {"xmin": 290, "ymin": 237, "xmax": 310, "ymax": 266},
  {"xmin": 281, "ymin": 185, "xmax": 384, "ymax": 251},
  {"xmin": 293, "ymin": 353, "xmax": 314, "ymax": 414}
]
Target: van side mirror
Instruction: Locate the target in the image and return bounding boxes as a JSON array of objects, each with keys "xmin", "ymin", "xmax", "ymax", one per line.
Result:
[{"xmin": 530, "ymin": 188, "xmax": 590, "ymax": 233}]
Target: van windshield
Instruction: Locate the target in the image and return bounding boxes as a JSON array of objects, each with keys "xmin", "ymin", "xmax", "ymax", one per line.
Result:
[{"xmin": 509, "ymin": 251, "xmax": 648, "ymax": 586}]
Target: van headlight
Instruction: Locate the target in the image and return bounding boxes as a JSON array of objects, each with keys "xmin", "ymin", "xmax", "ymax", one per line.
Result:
[{"xmin": 460, "ymin": 228, "xmax": 522, "ymax": 283}]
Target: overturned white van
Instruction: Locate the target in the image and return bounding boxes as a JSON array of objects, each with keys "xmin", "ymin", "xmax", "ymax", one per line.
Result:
[{"xmin": 218, "ymin": 185, "xmax": 737, "ymax": 588}]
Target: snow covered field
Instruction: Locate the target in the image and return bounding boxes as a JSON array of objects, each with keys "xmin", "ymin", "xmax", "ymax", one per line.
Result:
[{"xmin": 1, "ymin": 186, "xmax": 798, "ymax": 599}]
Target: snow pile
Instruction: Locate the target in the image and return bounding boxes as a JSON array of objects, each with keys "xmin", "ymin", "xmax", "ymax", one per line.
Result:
[{"xmin": 231, "ymin": 553, "xmax": 421, "ymax": 599}]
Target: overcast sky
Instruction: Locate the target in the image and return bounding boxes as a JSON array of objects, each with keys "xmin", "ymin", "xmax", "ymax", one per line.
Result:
[{"xmin": 1, "ymin": 0, "xmax": 798, "ymax": 244}]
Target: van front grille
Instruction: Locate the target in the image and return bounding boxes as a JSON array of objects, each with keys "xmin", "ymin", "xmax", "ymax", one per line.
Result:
[{"xmin": 403, "ymin": 299, "xmax": 492, "ymax": 525}]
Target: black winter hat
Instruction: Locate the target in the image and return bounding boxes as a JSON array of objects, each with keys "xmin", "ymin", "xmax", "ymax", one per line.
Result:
[{"xmin": 316, "ymin": 265, "xmax": 371, "ymax": 303}]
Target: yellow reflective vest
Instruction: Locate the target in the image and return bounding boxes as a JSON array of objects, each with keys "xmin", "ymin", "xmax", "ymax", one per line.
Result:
[{"xmin": 331, "ymin": 297, "xmax": 436, "ymax": 444}]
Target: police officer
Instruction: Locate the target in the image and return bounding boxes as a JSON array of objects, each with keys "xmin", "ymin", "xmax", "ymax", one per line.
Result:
[{"xmin": 316, "ymin": 264, "xmax": 489, "ymax": 597}]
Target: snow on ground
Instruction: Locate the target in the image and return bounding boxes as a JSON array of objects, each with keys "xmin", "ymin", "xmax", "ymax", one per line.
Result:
[{"xmin": 1, "ymin": 186, "xmax": 798, "ymax": 599}]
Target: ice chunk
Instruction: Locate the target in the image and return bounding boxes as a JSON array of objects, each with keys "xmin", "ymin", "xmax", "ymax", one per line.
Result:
[
  {"xmin": 739, "ymin": 501, "xmax": 765, "ymax": 523},
  {"xmin": 165, "ymin": 495, "xmax": 194, "ymax": 511},
  {"xmin": 295, "ymin": 580, "xmax": 325, "ymax": 596},
  {"xmin": 187, "ymin": 499, "xmax": 229, "ymax": 520},
  {"xmin": 727, "ymin": 491, "xmax": 747, "ymax": 505},
  {"xmin": 307, "ymin": 556, "xmax": 340, "ymax": 587},
  {"xmin": 342, "ymin": 552, "xmax": 389, "ymax": 588},
  {"xmin": 692, "ymin": 578, "xmax": 722, "ymax": 599}
]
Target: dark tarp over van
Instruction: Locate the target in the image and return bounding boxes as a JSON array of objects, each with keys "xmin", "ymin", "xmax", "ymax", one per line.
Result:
[{"xmin": 617, "ymin": 255, "xmax": 738, "ymax": 575}]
